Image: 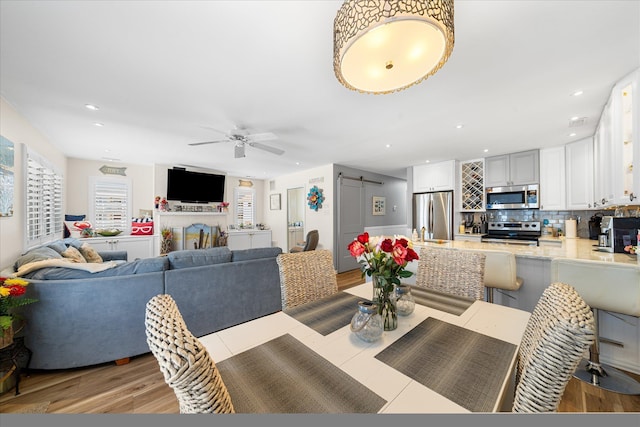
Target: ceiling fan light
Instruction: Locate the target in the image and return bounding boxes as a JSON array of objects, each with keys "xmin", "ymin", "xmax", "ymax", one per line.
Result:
[{"xmin": 334, "ymin": 0, "xmax": 455, "ymax": 95}]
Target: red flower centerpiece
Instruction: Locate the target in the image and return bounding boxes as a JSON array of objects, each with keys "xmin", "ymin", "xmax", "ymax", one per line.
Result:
[{"xmin": 348, "ymin": 233, "xmax": 419, "ymax": 330}]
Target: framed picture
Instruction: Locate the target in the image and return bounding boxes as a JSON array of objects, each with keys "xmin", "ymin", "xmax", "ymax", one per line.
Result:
[
  {"xmin": 270, "ymin": 193, "xmax": 281, "ymax": 210},
  {"xmin": 372, "ymin": 196, "xmax": 386, "ymax": 216}
]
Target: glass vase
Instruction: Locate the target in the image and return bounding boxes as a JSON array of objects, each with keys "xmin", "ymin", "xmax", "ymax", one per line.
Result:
[
  {"xmin": 350, "ymin": 301, "xmax": 383, "ymax": 342},
  {"xmin": 372, "ymin": 275, "xmax": 397, "ymax": 331},
  {"xmin": 395, "ymin": 284, "xmax": 416, "ymax": 316}
]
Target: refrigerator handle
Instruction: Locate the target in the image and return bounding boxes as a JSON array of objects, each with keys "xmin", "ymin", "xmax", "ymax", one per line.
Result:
[{"xmin": 428, "ymin": 198, "xmax": 433, "ymax": 238}]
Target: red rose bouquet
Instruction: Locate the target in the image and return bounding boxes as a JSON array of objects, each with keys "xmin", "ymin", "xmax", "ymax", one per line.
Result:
[{"xmin": 348, "ymin": 232, "xmax": 419, "ymax": 330}]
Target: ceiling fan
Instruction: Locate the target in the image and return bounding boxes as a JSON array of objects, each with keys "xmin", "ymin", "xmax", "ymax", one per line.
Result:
[{"xmin": 189, "ymin": 126, "xmax": 285, "ymax": 159}]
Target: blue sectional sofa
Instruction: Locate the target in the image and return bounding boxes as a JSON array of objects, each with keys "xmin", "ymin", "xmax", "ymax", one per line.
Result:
[{"xmin": 7, "ymin": 239, "xmax": 283, "ymax": 370}]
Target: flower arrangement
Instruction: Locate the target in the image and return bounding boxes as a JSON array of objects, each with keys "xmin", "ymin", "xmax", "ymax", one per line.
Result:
[
  {"xmin": 624, "ymin": 245, "xmax": 638, "ymax": 255},
  {"xmin": 0, "ymin": 277, "xmax": 37, "ymax": 338},
  {"xmin": 348, "ymin": 232, "xmax": 419, "ymax": 330},
  {"xmin": 160, "ymin": 227, "xmax": 173, "ymax": 254}
]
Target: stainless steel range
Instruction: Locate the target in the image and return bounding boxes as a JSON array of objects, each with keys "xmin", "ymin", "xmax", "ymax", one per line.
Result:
[{"xmin": 481, "ymin": 221, "xmax": 541, "ymax": 246}]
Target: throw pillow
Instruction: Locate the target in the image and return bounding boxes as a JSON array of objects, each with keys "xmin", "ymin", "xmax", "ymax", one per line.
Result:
[
  {"xmin": 131, "ymin": 218, "xmax": 154, "ymax": 236},
  {"xmin": 14, "ymin": 246, "xmax": 62, "ymax": 271},
  {"xmin": 79, "ymin": 242, "xmax": 103, "ymax": 263},
  {"xmin": 64, "ymin": 214, "xmax": 86, "ymax": 238},
  {"xmin": 64, "ymin": 220, "xmax": 93, "ymax": 239},
  {"xmin": 61, "ymin": 246, "xmax": 87, "ymax": 263}
]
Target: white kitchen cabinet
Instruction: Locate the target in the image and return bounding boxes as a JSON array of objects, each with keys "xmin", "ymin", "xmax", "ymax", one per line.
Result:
[
  {"xmin": 565, "ymin": 137, "xmax": 594, "ymax": 210},
  {"xmin": 610, "ymin": 68, "xmax": 639, "ymax": 206},
  {"xmin": 227, "ymin": 230, "xmax": 272, "ymax": 250},
  {"xmin": 593, "ymin": 98, "xmax": 615, "ymax": 209},
  {"xmin": 484, "ymin": 149, "xmax": 539, "ymax": 187},
  {"xmin": 412, "ymin": 160, "xmax": 456, "ymax": 192},
  {"xmin": 539, "ymin": 146, "xmax": 566, "ymax": 210},
  {"xmin": 79, "ymin": 235, "xmax": 154, "ymax": 260}
]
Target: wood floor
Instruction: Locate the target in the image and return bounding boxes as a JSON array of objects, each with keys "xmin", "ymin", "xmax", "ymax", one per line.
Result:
[{"xmin": 1, "ymin": 269, "xmax": 639, "ymax": 414}]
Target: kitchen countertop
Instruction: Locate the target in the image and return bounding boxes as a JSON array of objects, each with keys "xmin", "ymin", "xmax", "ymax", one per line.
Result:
[{"xmin": 414, "ymin": 238, "xmax": 638, "ymax": 266}]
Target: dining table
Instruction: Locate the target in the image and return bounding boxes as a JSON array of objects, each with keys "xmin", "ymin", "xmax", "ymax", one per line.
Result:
[{"xmin": 197, "ymin": 282, "xmax": 532, "ymax": 414}]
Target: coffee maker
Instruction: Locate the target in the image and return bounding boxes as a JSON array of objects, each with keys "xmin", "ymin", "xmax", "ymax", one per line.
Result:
[{"xmin": 597, "ymin": 216, "xmax": 640, "ymax": 253}]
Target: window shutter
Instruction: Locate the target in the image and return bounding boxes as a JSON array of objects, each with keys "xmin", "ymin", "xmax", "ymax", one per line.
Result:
[
  {"xmin": 234, "ymin": 187, "xmax": 255, "ymax": 227},
  {"xmin": 25, "ymin": 148, "xmax": 63, "ymax": 248},
  {"xmin": 90, "ymin": 178, "xmax": 130, "ymax": 231}
]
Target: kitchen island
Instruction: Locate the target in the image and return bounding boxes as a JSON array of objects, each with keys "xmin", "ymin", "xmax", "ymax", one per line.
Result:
[{"xmin": 407, "ymin": 237, "xmax": 640, "ymax": 375}]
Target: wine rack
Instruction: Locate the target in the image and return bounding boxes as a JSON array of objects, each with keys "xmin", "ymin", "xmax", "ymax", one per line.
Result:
[{"xmin": 461, "ymin": 159, "xmax": 485, "ymax": 211}]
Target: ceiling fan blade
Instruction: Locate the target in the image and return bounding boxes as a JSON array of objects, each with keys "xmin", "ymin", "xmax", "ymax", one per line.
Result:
[
  {"xmin": 188, "ymin": 139, "xmax": 229, "ymax": 146},
  {"xmin": 249, "ymin": 142, "xmax": 285, "ymax": 156},
  {"xmin": 246, "ymin": 132, "xmax": 277, "ymax": 142}
]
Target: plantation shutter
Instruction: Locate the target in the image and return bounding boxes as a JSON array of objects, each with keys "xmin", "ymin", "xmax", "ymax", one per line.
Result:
[
  {"xmin": 89, "ymin": 176, "xmax": 131, "ymax": 232},
  {"xmin": 25, "ymin": 147, "xmax": 63, "ymax": 248},
  {"xmin": 234, "ymin": 187, "xmax": 255, "ymax": 227}
]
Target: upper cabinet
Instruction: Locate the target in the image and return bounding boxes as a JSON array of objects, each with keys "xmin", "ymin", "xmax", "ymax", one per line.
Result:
[
  {"xmin": 459, "ymin": 159, "xmax": 485, "ymax": 211},
  {"xmin": 593, "ymin": 96, "xmax": 615, "ymax": 208},
  {"xmin": 413, "ymin": 160, "xmax": 456, "ymax": 193},
  {"xmin": 611, "ymin": 69, "xmax": 639, "ymax": 206},
  {"xmin": 539, "ymin": 146, "xmax": 566, "ymax": 211},
  {"xmin": 484, "ymin": 149, "xmax": 539, "ymax": 187},
  {"xmin": 565, "ymin": 137, "xmax": 594, "ymax": 210}
]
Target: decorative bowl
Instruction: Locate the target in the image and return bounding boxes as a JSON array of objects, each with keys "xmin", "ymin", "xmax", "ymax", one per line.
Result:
[{"xmin": 96, "ymin": 229, "xmax": 122, "ymax": 237}]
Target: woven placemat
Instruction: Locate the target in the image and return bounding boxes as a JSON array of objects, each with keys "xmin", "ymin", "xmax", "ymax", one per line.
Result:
[
  {"xmin": 409, "ymin": 285, "xmax": 474, "ymax": 316},
  {"xmin": 375, "ymin": 317, "xmax": 517, "ymax": 412},
  {"xmin": 216, "ymin": 333, "xmax": 386, "ymax": 413},
  {"xmin": 284, "ymin": 291, "xmax": 364, "ymax": 335}
]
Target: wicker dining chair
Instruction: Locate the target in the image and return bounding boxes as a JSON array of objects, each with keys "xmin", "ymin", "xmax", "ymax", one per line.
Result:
[
  {"xmin": 145, "ymin": 294, "xmax": 235, "ymax": 414},
  {"xmin": 513, "ymin": 282, "xmax": 596, "ymax": 412},
  {"xmin": 416, "ymin": 247, "xmax": 486, "ymax": 301},
  {"xmin": 276, "ymin": 249, "xmax": 338, "ymax": 310}
]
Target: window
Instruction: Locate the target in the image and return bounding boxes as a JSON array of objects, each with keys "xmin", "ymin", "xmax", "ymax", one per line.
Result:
[
  {"xmin": 234, "ymin": 187, "xmax": 255, "ymax": 227},
  {"xmin": 88, "ymin": 176, "xmax": 131, "ymax": 232},
  {"xmin": 24, "ymin": 147, "xmax": 63, "ymax": 248}
]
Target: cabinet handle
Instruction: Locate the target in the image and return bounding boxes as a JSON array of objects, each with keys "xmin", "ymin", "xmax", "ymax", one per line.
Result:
[{"xmin": 630, "ymin": 193, "xmax": 637, "ymax": 202}]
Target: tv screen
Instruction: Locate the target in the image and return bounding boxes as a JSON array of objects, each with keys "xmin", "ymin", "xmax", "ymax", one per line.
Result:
[{"xmin": 167, "ymin": 169, "xmax": 225, "ymax": 203}]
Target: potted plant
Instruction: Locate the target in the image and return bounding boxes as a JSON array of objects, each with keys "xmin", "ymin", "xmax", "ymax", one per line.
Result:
[{"xmin": 0, "ymin": 277, "xmax": 37, "ymax": 349}]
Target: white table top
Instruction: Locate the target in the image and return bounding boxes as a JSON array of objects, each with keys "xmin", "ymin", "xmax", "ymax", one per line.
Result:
[{"xmin": 198, "ymin": 283, "xmax": 531, "ymax": 413}]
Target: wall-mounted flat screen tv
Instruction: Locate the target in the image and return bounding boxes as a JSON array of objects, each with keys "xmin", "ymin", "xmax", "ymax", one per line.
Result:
[{"xmin": 167, "ymin": 168, "xmax": 225, "ymax": 203}]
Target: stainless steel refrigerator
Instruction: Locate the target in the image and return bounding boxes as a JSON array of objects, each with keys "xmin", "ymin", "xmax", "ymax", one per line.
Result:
[{"xmin": 412, "ymin": 191, "xmax": 454, "ymax": 241}]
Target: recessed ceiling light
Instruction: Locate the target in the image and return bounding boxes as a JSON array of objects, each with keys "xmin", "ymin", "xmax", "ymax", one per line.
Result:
[
  {"xmin": 570, "ymin": 116, "xmax": 580, "ymax": 121},
  {"xmin": 385, "ymin": 144, "xmax": 392, "ymax": 148},
  {"xmin": 455, "ymin": 124, "xmax": 464, "ymax": 129},
  {"xmin": 94, "ymin": 122, "xmax": 104, "ymax": 127},
  {"xmin": 295, "ymin": 162, "xmax": 300, "ymax": 166},
  {"xmin": 569, "ymin": 132, "xmax": 577, "ymax": 137},
  {"xmin": 85, "ymin": 104, "xmax": 99, "ymax": 110},
  {"xmin": 425, "ymin": 160, "xmax": 430, "ymax": 163},
  {"xmin": 571, "ymin": 90, "xmax": 584, "ymax": 97},
  {"xmin": 483, "ymin": 149, "xmax": 489, "ymax": 153}
]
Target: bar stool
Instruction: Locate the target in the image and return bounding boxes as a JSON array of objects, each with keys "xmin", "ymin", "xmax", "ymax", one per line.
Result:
[
  {"xmin": 551, "ymin": 258, "xmax": 640, "ymax": 394},
  {"xmin": 466, "ymin": 249, "xmax": 523, "ymax": 303}
]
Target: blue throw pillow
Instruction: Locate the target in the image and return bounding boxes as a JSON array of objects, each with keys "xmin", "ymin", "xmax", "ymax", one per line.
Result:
[{"xmin": 47, "ymin": 240, "xmax": 69, "ymax": 255}]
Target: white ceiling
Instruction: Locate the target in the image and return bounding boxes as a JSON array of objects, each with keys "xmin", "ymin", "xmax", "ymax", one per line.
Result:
[{"xmin": 1, "ymin": 1, "xmax": 638, "ymax": 180}]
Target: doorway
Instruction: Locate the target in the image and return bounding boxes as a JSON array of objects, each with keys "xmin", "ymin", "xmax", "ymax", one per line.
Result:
[{"xmin": 287, "ymin": 187, "xmax": 305, "ymax": 252}]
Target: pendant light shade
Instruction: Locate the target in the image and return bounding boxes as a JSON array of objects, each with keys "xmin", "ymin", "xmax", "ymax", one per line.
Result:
[{"xmin": 333, "ymin": 0, "xmax": 455, "ymax": 94}]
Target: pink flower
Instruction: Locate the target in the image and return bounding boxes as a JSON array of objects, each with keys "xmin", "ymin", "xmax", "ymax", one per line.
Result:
[
  {"xmin": 348, "ymin": 240, "xmax": 366, "ymax": 257},
  {"xmin": 391, "ymin": 244, "xmax": 408, "ymax": 265}
]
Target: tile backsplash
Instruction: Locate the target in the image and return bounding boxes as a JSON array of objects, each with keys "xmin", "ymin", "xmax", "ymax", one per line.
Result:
[{"xmin": 459, "ymin": 209, "xmax": 616, "ymax": 239}]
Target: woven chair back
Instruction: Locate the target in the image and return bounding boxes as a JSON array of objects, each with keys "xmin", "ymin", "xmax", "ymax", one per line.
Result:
[
  {"xmin": 145, "ymin": 294, "xmax": 235, "ymax": 414},
  {"xmin": 277, "ymin": 249, "xmax": 338, "ymax": 310},
  {"xmin": 513, "ymin": 282, "xmax": 595, "ymax": 412},
  {"xmin": 416, "ymin": 247, "xmax": 486, "ymax": 300}
]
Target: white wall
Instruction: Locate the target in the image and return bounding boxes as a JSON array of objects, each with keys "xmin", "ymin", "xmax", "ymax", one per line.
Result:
[
  {"xmin": 67, "ymin": 158, "xmax": 154, "ymax": 220},
  {"xmin": 0, "ymin": 97, "xmax": 67, "ymax": 269},
  {"xmin": 263, "ymin": 164, "xmax": 334, "ymax": 253}
]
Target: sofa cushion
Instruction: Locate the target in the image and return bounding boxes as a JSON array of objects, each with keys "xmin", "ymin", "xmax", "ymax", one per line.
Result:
[
  {"xmin": 22, "ymin": 256, "xmax": 169, "ymax": 280},
  {"xmin": 231, "ymin": 247, "xmax": 283, "ymax": 262},
  {"xmin": 167, "ymin": 247, "xmax": 232, "ymax": 270},
  {"xmin": 14, "ymin": 246, "xmax": 62, "ymax": 271}
]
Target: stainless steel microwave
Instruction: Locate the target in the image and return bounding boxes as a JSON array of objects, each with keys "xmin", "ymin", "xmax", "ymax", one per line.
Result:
[{"xmin": 485, "ymin": 184, "xmax": 539, "ymax": 210}]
